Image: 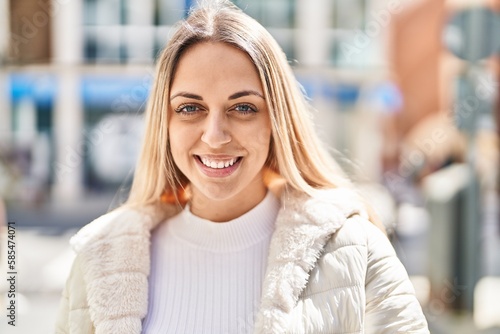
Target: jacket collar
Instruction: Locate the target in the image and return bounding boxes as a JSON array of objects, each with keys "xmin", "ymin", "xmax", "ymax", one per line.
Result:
[
  {"xmin": 69, "ymin": 202, "xmax": 179, "ymax": 333},
  {"xmin": 70, "ymin": 187, "xmax": 367, "ymax": 333},
  {"xmin": 253, "ymin": 187, "xmax": 367, "ymax": 333}
]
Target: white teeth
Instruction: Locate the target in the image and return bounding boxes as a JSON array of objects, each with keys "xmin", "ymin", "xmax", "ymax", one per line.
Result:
[{"xmin": 199, "ymin": 156, "xmax": 238, "ymax": 169}]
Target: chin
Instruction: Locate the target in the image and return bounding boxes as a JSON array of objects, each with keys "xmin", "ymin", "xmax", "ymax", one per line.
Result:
[{"xmin": 200, "ymin": 186, "xmax": 241, "ymax": 202}]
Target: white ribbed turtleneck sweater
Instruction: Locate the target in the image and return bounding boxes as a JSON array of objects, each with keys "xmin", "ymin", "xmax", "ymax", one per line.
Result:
[{"xmin": 142, "ymin": 191, "xmax": 280, "ymax": 334}]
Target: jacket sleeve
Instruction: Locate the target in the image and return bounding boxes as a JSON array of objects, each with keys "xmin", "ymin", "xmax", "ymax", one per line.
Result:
[
  {"xmin": 54, "ymin": 255, "xmax": 94, "ymax": 334},
  {"xmin": 360, "ymin": 217, "xmax": 430, "ymax": 333},
  {"xmin": 55, "ymin": 282, "xmax": 70, "ymax": 333}
]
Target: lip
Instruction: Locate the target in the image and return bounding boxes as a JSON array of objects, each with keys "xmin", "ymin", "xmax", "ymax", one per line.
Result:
[
  {"xmin": 194, "ymin": 155, "xmax": 242, "ymax": 178},
  {"xmin": 197, "ymin": 154, "xmax": 240, "ymax": 159}
]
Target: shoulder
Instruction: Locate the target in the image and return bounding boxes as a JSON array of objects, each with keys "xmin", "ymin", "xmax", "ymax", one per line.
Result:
[
  {"xmin": 302, "ymin": 215, "xmax": 394, "ymax": 300},
  {"xmin": 278, "ymin": 186, "xmax": 388, "ymax": 254},
  {"xmin": 280, "ymin": 186, "xmax": 370, "ymax": 224},
  {"xmin": 326, "ymin": 214, "xmax": 393, "ymax": 259},
  {"xmin": 298, "ymin": 215, "xmax": 377, "ymax": 309},
  {"xmin": 69, "ymin": 202, "xmax": 179, "ymax": 254}
]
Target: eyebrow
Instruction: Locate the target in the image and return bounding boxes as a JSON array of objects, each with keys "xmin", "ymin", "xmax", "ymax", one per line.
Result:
[
  {"xmin": 170, "ymin": 90, "xmax": 264, "ymax": 101},
  {"xmin": 170, "ymin": 92, "xmax": 203, "ymax": 101},
  {"xmin": 228, "ymin": 90, "xmax": 264, "ymax": 100}
]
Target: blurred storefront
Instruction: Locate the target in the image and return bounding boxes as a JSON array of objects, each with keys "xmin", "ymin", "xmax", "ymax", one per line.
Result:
[
  {"xmin": 385, "ymin": 0, "xmax": 500, "ymax": 330},
  {"xmin": 0, "ymin": 0, "xmax": 395, "ymax": 205}
]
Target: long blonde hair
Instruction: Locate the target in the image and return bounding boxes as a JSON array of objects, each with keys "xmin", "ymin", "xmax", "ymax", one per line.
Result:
[{"xmin": 127, "ymin": 0, "xmax": 354, "ymax": 209}]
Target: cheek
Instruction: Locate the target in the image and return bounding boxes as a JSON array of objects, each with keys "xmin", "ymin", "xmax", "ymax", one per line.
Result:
[
  {"xmin": 168, "ymin": 126, "xmax": 187, "ymax": 162},
  {"xmin": 257, "ymin": 121, "xmax": 272, "ymax": 147},
  {"xmin": 245, "ymin": 125, "xmax": 272, "ymax": 159}
]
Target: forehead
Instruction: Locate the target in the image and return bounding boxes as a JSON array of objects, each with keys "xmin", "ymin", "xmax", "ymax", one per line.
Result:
[{"xmin": 171, "ymin": 42, "xmax": 263, "ymax": 93}]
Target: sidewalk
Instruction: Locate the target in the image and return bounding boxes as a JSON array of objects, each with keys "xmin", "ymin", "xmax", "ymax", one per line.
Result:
[{"xmin": 0, "ymin": 229, "xmax": 75, "ymax": 333}]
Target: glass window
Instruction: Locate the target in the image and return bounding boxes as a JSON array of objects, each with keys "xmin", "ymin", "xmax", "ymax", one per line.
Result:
[
  {"xmin": 234, "ymin": 0, "xmax": 295, "ymax": 28},
  {"xmin": 328, "ymin": 0, "xmax": 392, "ymax": 68},
  {"xmin": 233, "ymin": 0, "xmax": 295, "ymax": 60},
  {"xmin": 332, "ymin": 0, "xmax": 366, "ymax": 30},
  {"xmin": 157, "ymin": 0, "xmax": 186, "ymax": 25}
]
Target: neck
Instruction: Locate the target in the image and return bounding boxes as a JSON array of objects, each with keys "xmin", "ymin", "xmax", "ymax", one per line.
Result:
[{"xmin": 189, "ymin": 181, "xmax": 268, "ymax": 222}]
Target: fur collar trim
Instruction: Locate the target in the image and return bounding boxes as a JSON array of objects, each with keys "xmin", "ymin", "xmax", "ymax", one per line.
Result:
[
  {"xmin": 253, "ymin": 188, "xmax": 367, "ymax": 333},
  {"xmin": 70, "ymin": 187, "xmax": 367, "ymax": 334},
  {"xmin": 69, "ymin": 202, "xmax": 179, "ymax": 333}
]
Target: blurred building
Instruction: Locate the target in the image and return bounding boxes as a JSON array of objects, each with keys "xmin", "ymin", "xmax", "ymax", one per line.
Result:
[
  {"xmin": 0, "ymin": 0, "xmax": 396, "ymax": 203},
  {"xmin": 386, "ymin": 0, "xmax": 499, "ymax": 320},
  {"xmin": 1, "ymin": 0, "xmax": 497, "ymax": 240}
]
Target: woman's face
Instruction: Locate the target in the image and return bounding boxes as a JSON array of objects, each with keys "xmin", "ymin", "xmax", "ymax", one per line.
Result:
[{"xmin": 168, "ymin": 42, "xmax": 272, "ymax": 218}]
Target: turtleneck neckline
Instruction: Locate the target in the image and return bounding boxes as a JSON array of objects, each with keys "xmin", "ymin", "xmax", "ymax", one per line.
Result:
[{"xmin": 166, "ymin": 191, "xmax": 280, "ymax": 252}]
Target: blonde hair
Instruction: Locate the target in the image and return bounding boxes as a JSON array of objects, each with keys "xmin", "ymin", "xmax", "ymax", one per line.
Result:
[{"xmin": 127, "ymin": 0, "xmax": 354, "ymax": 210}]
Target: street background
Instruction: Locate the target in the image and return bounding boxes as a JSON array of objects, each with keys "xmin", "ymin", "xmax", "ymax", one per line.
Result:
[{"xmin": 1, "ymin": 0, "xmax": 500, "ymax": 333}]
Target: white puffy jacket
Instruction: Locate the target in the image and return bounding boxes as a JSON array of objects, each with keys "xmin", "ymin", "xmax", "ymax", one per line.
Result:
[{"xmin": 55, "ymin": 187, "xmax": 429, "ymax": 333}]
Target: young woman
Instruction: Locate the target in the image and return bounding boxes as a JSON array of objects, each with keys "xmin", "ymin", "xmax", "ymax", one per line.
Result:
[{"xmin": 56, "ymin": 1, "xmax": 429, "ymax": 333}]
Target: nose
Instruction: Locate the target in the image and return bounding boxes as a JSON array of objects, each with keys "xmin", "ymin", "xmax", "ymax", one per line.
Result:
[{"xmin": 201, "ymin": 112, "xmax": 231, "ymax": 148}]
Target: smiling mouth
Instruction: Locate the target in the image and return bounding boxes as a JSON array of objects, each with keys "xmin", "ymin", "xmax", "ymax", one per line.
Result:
[{"xmin": 195, "ymin": 155, "xmax": 243, "ymax": 169}]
